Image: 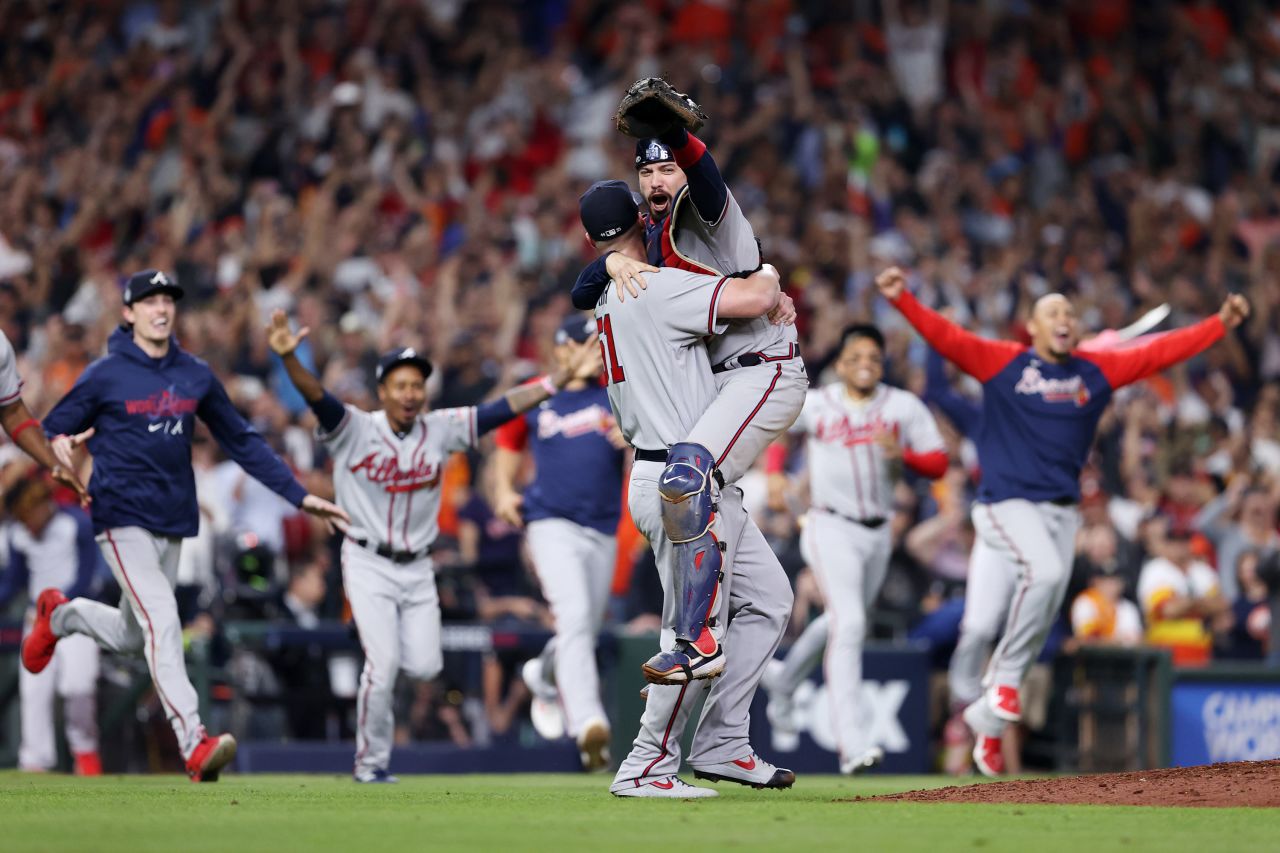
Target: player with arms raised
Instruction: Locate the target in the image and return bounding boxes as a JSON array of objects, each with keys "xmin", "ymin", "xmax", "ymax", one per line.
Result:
[{"xmin": 875, "ymin": 265, "xmax": 1249, "ymax": 775}]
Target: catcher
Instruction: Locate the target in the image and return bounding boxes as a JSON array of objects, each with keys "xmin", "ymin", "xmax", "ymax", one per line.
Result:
[{"xmin": 572, "ymin": 79, "xmax": 806, "ymax": 685}]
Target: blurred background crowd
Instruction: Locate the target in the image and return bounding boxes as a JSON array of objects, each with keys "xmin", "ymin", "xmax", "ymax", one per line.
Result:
[{"xmin": 2, "ymin": 0, "xmax": 1280, "ymax": 768}]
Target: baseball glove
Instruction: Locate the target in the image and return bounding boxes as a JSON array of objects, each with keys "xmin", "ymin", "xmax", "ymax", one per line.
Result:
[{"xmin": 615, "ymin": 77, "xmax": 708, "ymax": 138}]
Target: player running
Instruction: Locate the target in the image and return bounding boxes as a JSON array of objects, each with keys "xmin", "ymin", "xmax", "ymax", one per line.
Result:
[
  {"xmin": 493, "ymin": 315, "xmax": 625, "ymax": 771},
  {"xmin": 577, "ymin": 180, "xmax": 795, "ymax": 797},
  {"xmin": 266, "ymin": 309, "xmax": 600, "ymax": 783},
  {"xmin": 26, "ymin": 269, "xmax": 349, "ymax": 783},
  {"xmin": 875, "ymin": 265, "xmax": 1249, "ymax": 776},
  {"xmin": 571, "ymin": 79, "xmax": 807, "ymax": 686},
  {"xmin": 761, "ymin": 324, "xmax": 947, "ymax": 775}
]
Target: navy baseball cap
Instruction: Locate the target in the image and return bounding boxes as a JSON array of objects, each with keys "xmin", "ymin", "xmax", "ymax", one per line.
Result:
[
  {"xmin": 555, "ymin": 314, "xmax": 595, "ymax": 345},
  {"xmin": 579, "ymin": 180, "xmax": 639, "ymax": 243},
  {"xmin": 635, "ymin": 138, "xmax": 674, "ymax": 169},
  {"xmin": 123, "ymin": 269, "xmax": 184, "ymax": 306},
  {"xmin": 375, "ymin": 347, "xmax": 433, "ymax": 384}
]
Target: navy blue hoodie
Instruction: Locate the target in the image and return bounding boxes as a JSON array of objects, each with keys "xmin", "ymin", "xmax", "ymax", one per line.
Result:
[{"xmin": 44, "ymin": 327, "xmax": 307, "ymax": 537}]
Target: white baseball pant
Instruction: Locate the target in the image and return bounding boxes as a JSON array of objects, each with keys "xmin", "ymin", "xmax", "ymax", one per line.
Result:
[
  {"xmin": 525, "ymin": 518, "xmax": 616, "ymax": 738},
  {"xmin": 801, "ymin": 509, "xmax": 892, "ymax": 763},
  {"xmin": 966, "ymin": 500, "xmax": 1079, "ymax": 735},
  {"xmin": 51, "ymin": 527, "xmax": 205, "ymax": 758},
  {"xmin": 947, "ymin": 538, "xmax": 1015, "ymax": 707},
  {"xmin": 342, "ymin": 540, "xmax": 441, "ymax": 777},
  {"xmin": 612, "ymin": 462, "xmax": 792, "ymax": 787},
  {"xmin": 18, "ymin": 620, "xmax": 99, "ymax": 771},
  {"xmin": 767, "ymin": 611, "xmax": 829, "ymax": 696}
]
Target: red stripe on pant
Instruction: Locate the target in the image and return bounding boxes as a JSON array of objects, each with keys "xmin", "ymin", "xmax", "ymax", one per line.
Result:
[
  {"xmin": 982, "ymin": 505, "xmax": 1032, "ymax": 679},
  {"xmin": 105, "ymin": 530, "xmax": 188, "ymax": 744},
  {"xmin": 640, "ymin": 683, "xmax": 689, "ymax": 778},
  {"xmin": 716, "ymin": 364, "xmax": 783, "ymax": 468},
  {"xmin": 354, "ymin": 657, "xmax": 374, "ymax": 769}
]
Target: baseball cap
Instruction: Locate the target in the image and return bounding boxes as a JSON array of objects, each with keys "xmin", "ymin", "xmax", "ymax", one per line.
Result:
[
  {"xmin": 579, "ymin": 180, "xmax": 639, "ymax": 243},
  {"xmin": 555, "ymin": 314, "xmax": 595, "ymax": 345},
  {"xmin": 375, "ymin": 346, "xmax": 433, "ymax": 384},
  {"xmin": 635, "ymin": 138, "xmax": 675, "ymax": 169},
  {"xmin": 123, "ymin": 269, "xmax": 184, "ymax": 306}
]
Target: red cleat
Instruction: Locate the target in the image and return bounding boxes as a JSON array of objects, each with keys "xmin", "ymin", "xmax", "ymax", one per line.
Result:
[
  {"xmin": 21, "ymin": 589, "xmax": 67, "ymax": 674},
  {"xmin": 972, "ymin": 734, "xmax": 1005, "ymax": 777},
  {"xmin": 74, "ymin": 751, "xmax": 103, "ymax": 776},
  {"xmin": 988, "ymin": 684, "xmax": 1022, "ymax": 722},
  {"xmin": 186, "ymin": 731, "xmax": 237, "ymax": 783}
]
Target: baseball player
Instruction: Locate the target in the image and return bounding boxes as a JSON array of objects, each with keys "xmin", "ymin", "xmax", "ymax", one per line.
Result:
[
  {"xmin": 266, "ymin": 309, "xmax": 601, "ymax": 783},
  {"xmin": 571, "ymin": 81, "xmax": 807, "ymax": 684},
  {"xmin": 492, "ymin": 315, "xmax": 625, "ymax": 771},
  {"xmin": 0, "ymin": 473, "xmax": 103, "ymax": 774},
  {"xmin": 876, "ymin": 265, "xmax": 1250, "ymax": 776},
  {"xmin": 24, "ymin": 269, "xmax": 350, "ymax": 783},
  {"xmin": 577, "ymin": 180, "xmax": 795, "ymax": 798},
  {"xmin": 763, "ymin": 324, "xmax": 948, "ymax": 775}
]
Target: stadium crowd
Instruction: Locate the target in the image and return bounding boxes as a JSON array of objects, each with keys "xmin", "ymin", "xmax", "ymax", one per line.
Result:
[{"xmin": 2, "ymin": 0, "xmax": 1279, "ymax": 765}]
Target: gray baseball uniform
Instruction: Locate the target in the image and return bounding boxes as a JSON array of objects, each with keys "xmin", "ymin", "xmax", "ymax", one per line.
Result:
[
  {"xmin": 947, "ymin": 538, "xmax": 1015, "ymax": 708},
  {"xmin": 790, "ymin": 382, "xmax": 945, "ymax": 764},
  {"xmin": 319, "ymin": 404, "xmax": 476, "ymax": 778},
  {"xmin": 0, "ymin": 330, "xmax": 23, "ymax": 405},
  {"xmin": 594, "ymin": 267, "xmax": 792, "ymax": 788}
]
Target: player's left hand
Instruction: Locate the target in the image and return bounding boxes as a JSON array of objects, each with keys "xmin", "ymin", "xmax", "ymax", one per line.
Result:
[
  {"xmin": 266, "ymin": 309, "xmax": 309, "ymax": 356},
  {"xmin": 768, "ymin": 292, "xmax": 797, "ymax": 326},
  {"xmin": 301, "ymin": 494, "xmax": 351, "ymax": 535},
  {"xmin": 606, "ymin": 252, "xmax": 657, "ymax": 302},
  {"xmin": 874, "ymin": 425, "xmax": 902, "ymax": 460},
  {"xmin": 1218, "ymin": 293, "xmax": 1250, "ymax": 329}
]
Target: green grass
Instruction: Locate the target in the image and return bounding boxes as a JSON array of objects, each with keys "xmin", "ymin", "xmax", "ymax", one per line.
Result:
[{"xmin": 0, "ymin": 772, "xmax": 1276, "ymax": 853}]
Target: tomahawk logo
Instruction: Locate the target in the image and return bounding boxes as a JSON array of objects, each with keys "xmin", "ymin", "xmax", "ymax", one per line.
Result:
[{"xmin": 769, "ymin": 679, "xmax": 910, "ymax": 754}]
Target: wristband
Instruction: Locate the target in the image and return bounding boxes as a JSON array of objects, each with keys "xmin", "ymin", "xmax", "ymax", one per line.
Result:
[
  {"xmin": 9, "ymin": 418, "xmax": 39, "ymax": 442},
  {"xmin": 538, "ymin": 375, "xmax": 558, "ymax": 396}
]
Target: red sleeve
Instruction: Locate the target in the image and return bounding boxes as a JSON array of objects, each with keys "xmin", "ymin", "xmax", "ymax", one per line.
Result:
[
  {"xmin": 764, "ymin": 440, "xmax": 787, "ymax": 474},
  {"xmin": 892, "ymin": 290, "xmax": 1024, "ymax": 383},
  {"xmin": 493, "ymin": 410, "xmax": 529, "ymax": 451},
  {"xmin": 902, "ymin": 449, "xmax": 949, "ymax": 479},
  {"xmin": 1077, "ymin": 316, "xmax": 1226, "ymax": 390},
  {"xmin": 672, "ymin": 131, "xmax": 708, "ymax": 168}
]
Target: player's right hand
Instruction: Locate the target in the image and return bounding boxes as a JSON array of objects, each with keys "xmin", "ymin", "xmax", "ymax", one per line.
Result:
[
  {"xmin": 875, "ymin": 266, "xmax": 906, "ymax": 301},
  {"xmin": 605, "ymin": 252, "xmax": 657, "ymax": 302},
  {"xmin": 51, "ymin": 427, "xmax": 94, "ymax": 471},
  {"xmin": 266, "ymin": 309, "xmax": 309, "ymax": 356},
  {"xmin": 494, "ymin": 489, "xmax": 524, "ymax": 529},
  {"xmin": 50, "ymin": 463, "xmax": 91, "ymax": 508}
]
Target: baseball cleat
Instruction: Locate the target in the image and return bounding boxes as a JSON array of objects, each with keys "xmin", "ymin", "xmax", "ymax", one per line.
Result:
[
  {"xmin": 577, "ymin": 717, "xmax": 611, "ymax": 772},
  {"xmin": 987, "ymin": 684, "xmax": 1022, "ymax": 722},
  {"xmin": 186, "ymin": 731, "xmax": 236, "ymax": 782},
  {"xmin": 354, "ymin": 768, "xmax": 400, "ymax": 784},
  {"xmin": 74, "ymin": 751, "xmax": 103, "ymax": 777},
  {"xmin": 692, "ymin": 752, "xmax": 795, "ymax": 790},
  {"xmin": 840, "ymin": 747, "xmax": 885, "ymax": 776},
  {"xmin": 611, "ymin": 775, "xmax": 718, "ymax": 798},
  {"xmin": 642, "ymin": 636, "xmax": 724, "ymax": 685},
  {"xmin": 21, "ymin": 588, "xmax": 68, "ymax": 674},
  {"xmin": 971, "ymin": 734, "xmax": 1005, "ymax": 777}
]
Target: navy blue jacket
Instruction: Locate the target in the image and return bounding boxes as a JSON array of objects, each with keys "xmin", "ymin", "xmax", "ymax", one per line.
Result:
[{"xmin": 44, "ymin": 327, "xmax": 307, "ymax": 537}]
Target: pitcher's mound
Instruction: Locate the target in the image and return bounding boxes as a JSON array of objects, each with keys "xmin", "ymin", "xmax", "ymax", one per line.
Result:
[{"xmin": 873, "ymin": 760, "xmax": 1280, "ymax": 808}]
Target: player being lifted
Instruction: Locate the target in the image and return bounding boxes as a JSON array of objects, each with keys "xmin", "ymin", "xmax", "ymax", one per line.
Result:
[
  {"xmin": 763, "ymin": 323, "xmax": 948, "ymax": 775},
  {"xmin": 572, "ymin": 78, "xmax": 807, "ymax": 686},
  {"xmin": 266, "ymin": 309, "xmax": 600, "ymax": 783},
  {"xmin": 578, "ymin": 180, "xmax": 796, "ymax": 796},
  {"xmin": 875, "ymin": 266, "xmax": 1249, "ymax": 776},
  {"xmin": 27, "ymin": 270, "xmax": 350, "ymax": 783},
  {"xmin": 493, "ymin": 316, "xmax": 626, "ymax": 772}
]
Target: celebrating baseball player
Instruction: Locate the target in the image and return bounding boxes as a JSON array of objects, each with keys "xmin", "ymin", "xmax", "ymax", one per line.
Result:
[
  {"xmin": 577, "ymin": 180, "xmax": 795, "ymax": 797},
  {"xmin": 761, "ymin": 323, "xmax": 947, "ymax": 775},
  {"xmin": 571, "ymin": 79, "xmax": 807, "ymax": 686},
  {"xmin": 266, "ymin": 308, "xmax": 601, "ymax": 783},
  {"xmin": 492, "ymin": 315, "xmax": 625, "ymax": 771},
  {"xmin": 876, "ymin": 265, "xmax": 1250, "ymax": 776},
  {"xmin": 23, "ymin": 269, "xmax": 350, "ymax": 783},
  {"xmin": 0, "ymin": 472, "xmax": 103, "ymax": 774}
]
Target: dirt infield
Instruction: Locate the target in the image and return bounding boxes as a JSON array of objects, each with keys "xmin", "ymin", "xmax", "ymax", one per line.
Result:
[{"xmin": 872, "ymin": 760, "xmax": 1280, "ymax": 808}]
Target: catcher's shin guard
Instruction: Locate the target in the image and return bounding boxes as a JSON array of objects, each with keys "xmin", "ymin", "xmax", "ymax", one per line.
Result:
[{"xmin": 659, "ymin": 443, "xmax": 725, "ymax": 644}]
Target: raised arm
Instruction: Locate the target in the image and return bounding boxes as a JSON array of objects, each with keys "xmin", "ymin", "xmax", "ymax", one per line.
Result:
[
  {"xmin": 1078, "ymin": 295, "xmax": 1245, "ymax": 390},
  {"xmin": 661, "ymin": 130, "xmax": 729, "ymax": 226},
  {"xmin": 875, "ymin": 266, "xmax": 1022, "ymax": 382},
  {"xmin": 265, "ymin": 309, "xmax": 346, "ymax": 433},
  {"xmin": 476, "ymin": 338, "xmax": 604, "ymax": 436}
]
